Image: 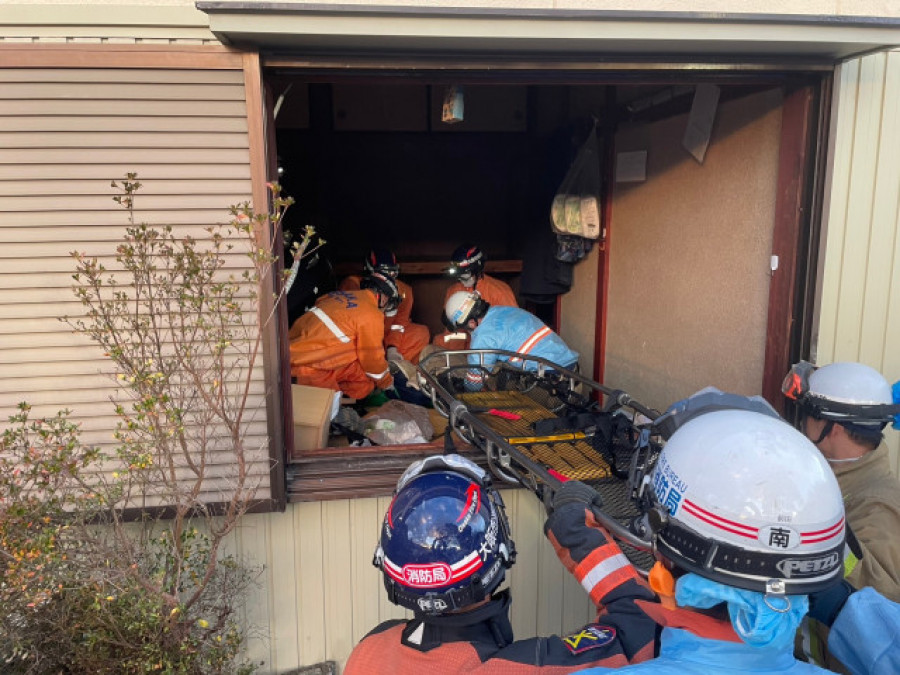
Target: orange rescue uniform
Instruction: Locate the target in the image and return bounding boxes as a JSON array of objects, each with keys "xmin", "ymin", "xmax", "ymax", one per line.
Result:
[
  {"xmin": 435, "ymin": 274, "xmax": 518, "ymax": 350},
  {"xmin": 340, "ymin": 275, "xmax": 430, "ymax": 364},
  {"xmin": 288, "ymin": 288, "xmax": 392, "ymax": 399}
]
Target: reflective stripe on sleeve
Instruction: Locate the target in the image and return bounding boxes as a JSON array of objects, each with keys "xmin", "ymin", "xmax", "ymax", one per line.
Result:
[
  {"xmin": 366, "ymin": 368, "xmax": 390, "ymax": 380},
  {"xmin": 310, "ymin": 307, "xmax": 350, "ymax": 344},
  {"xmin": 576, "ymin": 545, "xmax": 639, "ymax": 602},
  {"xmin": 390, "ymin": 324, "xmax": 405, "ymax": 333}
]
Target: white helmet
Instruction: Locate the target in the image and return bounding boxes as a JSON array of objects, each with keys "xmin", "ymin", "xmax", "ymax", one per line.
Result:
[
  {"xmin": 651, "ymin": 409, "xmax": 845, "ymax": 595},
  {"xmin": 443, "ymin": 291, "xmax": 489, "ymax": 331},
  {"xmin": 783, "ymin": 361, "xmax": 899, "ymax": 431}
]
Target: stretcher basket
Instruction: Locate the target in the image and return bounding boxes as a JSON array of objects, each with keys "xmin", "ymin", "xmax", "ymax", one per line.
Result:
[{"xmin": 416, "ymin": 348, "xmax": 665, "ymax": 571}]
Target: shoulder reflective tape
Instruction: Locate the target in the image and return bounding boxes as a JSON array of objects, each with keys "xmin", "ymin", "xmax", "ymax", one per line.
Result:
[
  {"xmin": 310, "ymin": 307, "xmax": 350, "ymax": 344},
  {"xmin": 516, "ymin": 326, "xmax": 552, "ymax": 356},
  {"xmin": 390, "ymin": 324, "xmax": 405, "ymax": 333}
]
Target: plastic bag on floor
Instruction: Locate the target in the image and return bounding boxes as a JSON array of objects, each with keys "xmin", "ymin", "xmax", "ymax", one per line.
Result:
[{"xmin": 362, "ymin": 400, "xmax": 434, "ymax": 446}]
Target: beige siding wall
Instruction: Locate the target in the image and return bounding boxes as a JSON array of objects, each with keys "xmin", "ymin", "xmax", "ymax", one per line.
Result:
[
  {"xmin": 0, "ymin": 50, "xmax": 271, "ymax": 500},
  {"xmin": 817, "ymin": 49, "xmax": 900, "ymax": 475},
  {"xmin": 234, "ymin": 489, "xmax": 594, "ymax": 674}
]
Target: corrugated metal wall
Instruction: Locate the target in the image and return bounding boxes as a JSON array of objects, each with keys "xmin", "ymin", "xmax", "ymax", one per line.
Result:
[
  {"xmin": 816, "ymin": 49, "xmax": 900, "ymax": 475},
  {"xmin": 0, "ymin": 50, "xmax": 272, "ymax": 499},
  {"xmin": 234, "ymin": 489, "xmax": 595, "ymax": 674}
]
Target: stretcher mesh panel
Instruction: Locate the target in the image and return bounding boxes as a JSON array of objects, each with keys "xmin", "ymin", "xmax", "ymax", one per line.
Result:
[{"xmin": 456, "ymin": 391, "xmax": 613, "ymax": 481}]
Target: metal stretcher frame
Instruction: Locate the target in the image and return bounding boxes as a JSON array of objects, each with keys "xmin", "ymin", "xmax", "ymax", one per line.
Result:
[{"xmin": 416, "ymin": 348, "xmax": 664, "ymax": 556}]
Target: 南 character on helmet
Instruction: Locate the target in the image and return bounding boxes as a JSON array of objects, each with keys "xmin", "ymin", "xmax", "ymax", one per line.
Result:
[
  {"xmin": 373, "ymin": 454, "xmax": 515, "ymax": 615},
  {"xmin": 443, "ymin": 290, "xmax": 490, "ymax": 331},
  {"xmin": 360, "ymin": 271, "xmax": 401, "ymax": 316},
  {"xmin": 650, "ymin": 408, "xmax": 845, "ymax": 597},
  {"xmin": 782, "ymin": 361, "xmax": 900, "ymax": 445},
  {"xmin": 364, "ymin": 247, "xmax": 400, "ymax": 279},
  {"xmin": 448, "ymin": 243, "xmax": 485, "ymax": 289}
]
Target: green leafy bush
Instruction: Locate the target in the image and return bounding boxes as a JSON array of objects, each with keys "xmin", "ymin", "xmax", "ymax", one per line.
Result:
[{"xmin": 0, "ymin": 176, "xmax": 311, "ymax": 674}]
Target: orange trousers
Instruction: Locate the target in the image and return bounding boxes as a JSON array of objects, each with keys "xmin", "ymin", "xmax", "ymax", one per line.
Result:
[
  {"xmin": 293, "ymin": 361, "xmax": 375, "ymax": 400},
  {"xmin": 390, "ymin": 323, "xmax": 431, "ymax": 364}
]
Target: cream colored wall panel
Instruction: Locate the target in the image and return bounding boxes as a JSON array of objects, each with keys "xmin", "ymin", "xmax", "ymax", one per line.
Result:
[
  {"xmin": 350, "ymin": 497, "xmax": 382, "ymax": 645},
  {"xmin": 296, "ymin": 500, "xmax": 327, "ymax": 666},
  {"xmin": 505, "ymin": 488, "xmax": 539, "ymax": 638},
  {"xmin": 0, "ymin": 163, "xmax": 251, "ymax": 180},
  {"xmin": 2, "ymin": 115, "xmax": 250, "ymax": 133},
  {"xmin": 1, "ymin": 131, "xmax": 249, "ymax": 149},
  {"xmin": 0, "ymin": 82, "xmax": 245, "ymax": 100},
  {"xmin": 818, "ymin": 51, "xmax": 900, "ymax": 478},
  {"xmin": 0, "ymin": 99, "xmax": 246, "ymax": 116},
  {"xmin": 0, "ymin": 68, "xmax": 243, "ymax": 84},
  {"xmin": 2, "ymin": 147, "xmax": 249, "ymax": 165},
  {"xmin": 832, "ymin": 53, "xmax": 887, "ymax": 363},
  {"xmin": 322, "ymin": 500, "xmax": 355, "ymax": 662},
  {"xmin": 0, "ymin": 178, "xmax": 251, "ymax": 196},
  {"xmin": 0, "ymin": 60, "xmax": 269, "ymax": 501},
  {"xmin": 265, "ymin": 510, "xmax": 301, "ymax": 671}
]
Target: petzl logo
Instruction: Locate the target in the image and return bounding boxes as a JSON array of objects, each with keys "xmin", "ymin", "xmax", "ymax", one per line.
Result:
[
  {"xmin": 402, "ymin": 562, "xmax": 451, "ymax": 587},
  {"xmin": 417, "ymin": 597, "xmax": 448, "ymax": 612},
  {"xmin": 775, "ymin": 552, "xmax": 840, "ymax": 578}
]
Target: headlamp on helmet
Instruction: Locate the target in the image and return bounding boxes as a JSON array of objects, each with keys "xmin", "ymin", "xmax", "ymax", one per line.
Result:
[
  {"xmin": 447, "ymin": 244, "xmax": 485, "ymax": 286},
  {"xmin": 373, "ymin": 454, "xmax": 516, "ymax": 616},
  {"xmin": 782, "ymin": 361, "xmax": 900, "ymax": 429}
]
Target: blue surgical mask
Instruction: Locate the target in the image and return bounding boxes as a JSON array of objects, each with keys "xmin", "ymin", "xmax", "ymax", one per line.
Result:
[{"xmin": 675, "ymin": 573, "xmax": 808, "ymax": 650}]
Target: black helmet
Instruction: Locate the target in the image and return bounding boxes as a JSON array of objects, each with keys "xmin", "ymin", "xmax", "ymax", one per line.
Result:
[
  {"xmin": 364, "ymin": 247, "xmax": 400, "ymax": 279},
  {"xmin": 360, "ymin": 271, "xmax": 401, "ymax": 315},
  {"xmin": 448, "ymin": 243, "xmax": 485, "ymax": 284}
]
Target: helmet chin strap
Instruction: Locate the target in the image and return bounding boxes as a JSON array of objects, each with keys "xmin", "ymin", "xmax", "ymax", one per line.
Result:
[{"xmin": 812, "ymin": 419, "xmax": 834, "ymax": 445}]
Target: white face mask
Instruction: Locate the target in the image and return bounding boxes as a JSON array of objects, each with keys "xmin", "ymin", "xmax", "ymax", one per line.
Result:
[{"xmin": 459, "ymin": 274, "xmax": 475, "ymax": 288}]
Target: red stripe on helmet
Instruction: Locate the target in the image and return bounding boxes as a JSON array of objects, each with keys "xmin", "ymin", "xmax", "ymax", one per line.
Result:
[
  {"xmin": 801, "ymin": 517, "xmax": 844, "ymax": 543},
  {"xmin": 682, "ymin": 500, "xmax": 758, "ymax": 539}
]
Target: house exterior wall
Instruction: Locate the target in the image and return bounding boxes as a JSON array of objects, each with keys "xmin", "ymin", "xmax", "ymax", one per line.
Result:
[
  {"xmin": 0, "ymin": 46, "xmax": 274, "ymax": 503},
  {"xmin": 233, "ymin": 488, "xmax": 595, "ymax": 673},
  {"xmin": 816, "ymin": 49, "xmax": 900, "ymax": 475},
  {"xmin": 4, "ymin": 6, "xmax": 900, "ymax": 675}
]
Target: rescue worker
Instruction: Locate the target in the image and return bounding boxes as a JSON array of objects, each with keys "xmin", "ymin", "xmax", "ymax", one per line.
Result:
[
  {"xmin": 344, "ymin": 453, "xmax": 661, "ymax": 673},
  {"xmin": 443, "ymin": 290, "xmax": 578, "ymax": 391},
  {"xmin": 574, "ymin": 407, "xmax": 847, "ymax": 674},
  {"xmin": 346, "ymin": 403, "xmax": 846, "ymax": 674},
  {"xmin": 782, "ymin": 360, "xmax": 900, "ymax": 602},
  {"xmin": 433, "ymin": 243, "xmax": 518, "ymax": 351},
  {"xmin": 340, "ymin": 247, "xmax": 430, "ymax": 364},
  {"xmin": 288, "ymin": 271, "xmax": 400, "ymax": 400}
]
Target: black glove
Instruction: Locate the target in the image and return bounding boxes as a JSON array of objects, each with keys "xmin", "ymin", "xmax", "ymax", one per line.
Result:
[
  {"xmin": 546, "ymin": 480, "xmax": 602, "ymax": 516},
  {"xmin": 808, "ymin": 579, "xmax": 855, "ymax": 627}
]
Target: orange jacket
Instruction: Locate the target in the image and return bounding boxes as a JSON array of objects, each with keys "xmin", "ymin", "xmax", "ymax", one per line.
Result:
[
  {"xmin": 288, "ymin": 288, "xmax": 391, "ymax": 388},
  {"xmin": 445, "ymin": 274, "xmax": 517, "ymax": 308},
  {"xmin": 339, "ymin": 274, "xmax": 417, "ymax": 350}
]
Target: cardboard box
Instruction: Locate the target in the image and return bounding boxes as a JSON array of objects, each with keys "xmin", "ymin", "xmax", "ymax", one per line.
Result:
[{"xmin": 291, "ymin": 384, "xmax": 335, "ymax": 453}]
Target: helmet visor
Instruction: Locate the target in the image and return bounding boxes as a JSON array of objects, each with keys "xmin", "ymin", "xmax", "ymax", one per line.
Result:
[{"xmin": 396, "ymin": 454, "xmax": 487, "ymax": 494}]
